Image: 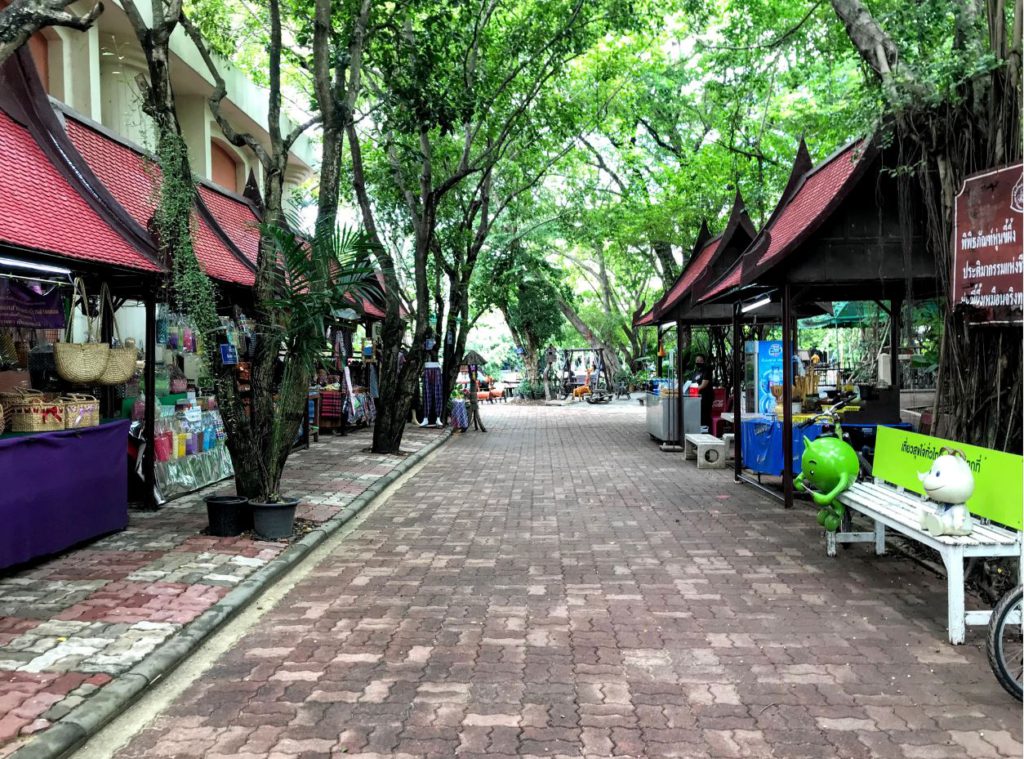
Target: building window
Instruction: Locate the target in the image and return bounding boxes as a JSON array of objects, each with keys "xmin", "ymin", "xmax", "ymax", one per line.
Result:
[{"xmin": 211, "ymin": 140, "xmax": 238, "ymax": 193}]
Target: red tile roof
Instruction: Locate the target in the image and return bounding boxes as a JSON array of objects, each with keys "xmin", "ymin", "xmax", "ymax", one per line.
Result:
[
  {"xmin": 746, "ymin": 140, "xmax": 868, "ymax": 278},
  {"xmin": 700, "ymin": 261, "xmax": 742, "ymax": 303},
  {"xmin": 653, "ymin": 237, "xmax": 721, "ymax": 319},
  {"xmin": 0, "ymin": 110, "xmax": 160, "ymax": 271},
  {"xmin": 65, "ymin": 117, "xmax": 256, "ymax": 286},
  {"xmin": 633, "ymin": 308, "xmax": 655, "ymax": 327},
  {"xmin": 361, "ymin": 296, "xmax": 384, "ymax": 320},
  {"xmin": 198, "ymin": 184, "xmax": 261, "ymax": 267}
]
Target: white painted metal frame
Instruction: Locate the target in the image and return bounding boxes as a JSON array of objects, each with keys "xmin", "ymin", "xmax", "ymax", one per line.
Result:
[{"xmin": 831, "ymin": 479, "xmax": 1021, "ymax": 645}]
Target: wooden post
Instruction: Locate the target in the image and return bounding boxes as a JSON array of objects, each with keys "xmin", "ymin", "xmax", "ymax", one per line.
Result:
[
  {"xmin": 732, "ymin": 303, "xmax": 743, "ymax": 480},
  {"xmin": 890, "ymin": 297, "xmax": 902, "ymax": 389},
  {"xmin": 782, "ymin": 284, "xmax": 794, "ymax": 508},
  {"xmin": 675, "ymin": 319, "xmax": 685, "ymax": 445},
  {"xmin": 143, "ymin": 291, "xmax": 157, "ymax": 509}
]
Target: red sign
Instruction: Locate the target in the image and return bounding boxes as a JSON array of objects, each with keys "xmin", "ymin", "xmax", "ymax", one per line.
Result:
[{"xmin": 952, "ymin": 164, "xmax": 1023, "ymax": 324}]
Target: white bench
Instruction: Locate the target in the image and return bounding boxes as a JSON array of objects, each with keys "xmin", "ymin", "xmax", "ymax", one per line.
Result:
[
  {"xmin": 684, "ymin": 433, "xmax": 727, "ymax": 469},
  {"xmin": 830, "ymin": 428, "xmax": 1021, "ymax": 645}
]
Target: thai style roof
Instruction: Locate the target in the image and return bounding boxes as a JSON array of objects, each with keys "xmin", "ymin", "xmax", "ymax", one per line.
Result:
[
  {"xmin": 0, "ymin": 50, "xmax": 161, "ymax": 273},
  {"xmin": 64, "ymin": 115, "xmax": 258, "ymax": 287},
  {"xmin": 741, "ymin": 138, "xmax": 872, "ymax": 284},
  {"xmin": 0, "ymin": 46, "xmax": 266, "ymax": 288}
]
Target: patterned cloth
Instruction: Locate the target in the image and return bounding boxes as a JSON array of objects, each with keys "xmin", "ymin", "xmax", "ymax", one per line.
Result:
[
  {"xmin": 422, "ymin": 366, "xmax": 442, "ymax": 424},
  {"xmin": 320, "ymin": 390, "xmax": 344, "ymax": 419},
  {"xmin": 449, "ymin": 399, "xmax": 468, "ymax": 430}
]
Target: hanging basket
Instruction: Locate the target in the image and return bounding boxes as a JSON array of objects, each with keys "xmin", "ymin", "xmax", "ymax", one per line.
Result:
[
  {"xmin": 11, "ymin": 395, "xmax": 65, "ymax": 433},
  {"xmin": 61, "ymin": 394, "xmax": 99, "ymax": 429},
  {"xmin": 54, "ymin": 279, "xmax": 109, "ymax": 385},
  {"xmin": 95, "ymin": 284, "xmax": 137, "ymax": 386}
]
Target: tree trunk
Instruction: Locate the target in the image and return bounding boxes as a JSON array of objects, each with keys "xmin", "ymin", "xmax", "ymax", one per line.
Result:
[
  {"xmin": 651, "ymin": 240, "xmax": 676, "ymax": 282},
  {"xmin": 555, "ymin": 296, "xmax": 622, "ymax": 378},
  {"xmin": 0, "ymin": 0, "xmax": 102, "ymax": 66}
]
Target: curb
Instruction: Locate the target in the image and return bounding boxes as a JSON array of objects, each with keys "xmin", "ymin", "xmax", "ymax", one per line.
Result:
[{"xmin": 10, "ymin": 429, "xmax": 453, "ymax": 759}]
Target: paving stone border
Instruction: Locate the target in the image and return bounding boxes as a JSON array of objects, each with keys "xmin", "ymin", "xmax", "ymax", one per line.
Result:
[{"xmin": 9, "ymin": 429, "xmax": 452, "ymax": 759}]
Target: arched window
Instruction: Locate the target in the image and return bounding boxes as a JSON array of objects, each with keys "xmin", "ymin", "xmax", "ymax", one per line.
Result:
[{"xmin": 210, "ymin": 140, "xmax": 239, "ymax": 192}]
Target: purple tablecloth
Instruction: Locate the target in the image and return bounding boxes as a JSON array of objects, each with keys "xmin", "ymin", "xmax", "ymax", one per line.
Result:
[{"xmin": 0, "ymin": 420, "xmax": 129, "ymax": 571}]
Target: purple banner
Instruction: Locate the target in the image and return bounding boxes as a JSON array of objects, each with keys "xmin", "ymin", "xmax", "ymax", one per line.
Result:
[{"xmin": 0, "ymin": 278, "xmax": 66, "ymax": 328}]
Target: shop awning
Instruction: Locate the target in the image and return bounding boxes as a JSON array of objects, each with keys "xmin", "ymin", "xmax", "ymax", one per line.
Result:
[{"xmin": 0, "ymin": 51, "xmax": 161, "ymax": 274}]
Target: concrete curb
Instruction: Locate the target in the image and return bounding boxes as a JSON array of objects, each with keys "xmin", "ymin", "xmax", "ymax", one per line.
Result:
[{"xmin": 10, "ymin": 429, "xmax": 453, "ymax": 759}]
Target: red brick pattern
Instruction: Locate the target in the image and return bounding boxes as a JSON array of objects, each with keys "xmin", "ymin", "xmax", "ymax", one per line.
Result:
[
  {"xmin": 0, "ymin": 426, "xmax": 441, "ymax": 755},
  {"xmin": 112, "ymin": 404, "xmax": 1023, "ymax": 758}
]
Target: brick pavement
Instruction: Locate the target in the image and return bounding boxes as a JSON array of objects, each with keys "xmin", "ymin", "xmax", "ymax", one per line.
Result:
[
  {"xmin": 113, "ymin": 402, "xmax": 1021, "ymax": 758},
  {"xmin": 0, "ymin": 426, "xmax": 441, "ymax": 756}
]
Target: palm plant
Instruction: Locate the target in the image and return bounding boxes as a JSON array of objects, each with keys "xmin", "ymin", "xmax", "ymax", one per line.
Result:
[{"xmin": 221, "ymin": 223, "xmax": 376, "ymax": 504}]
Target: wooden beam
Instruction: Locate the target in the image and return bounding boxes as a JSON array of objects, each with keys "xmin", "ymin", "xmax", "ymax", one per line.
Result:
[{"xmin": 782, "ymin": 283, "xmax": 794, "ymax": 508}]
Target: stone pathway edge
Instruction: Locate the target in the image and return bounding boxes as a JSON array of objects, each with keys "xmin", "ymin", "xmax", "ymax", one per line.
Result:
[{"xmin": 9, "ymin": 429, "xmax": 453, "ymax": 759}]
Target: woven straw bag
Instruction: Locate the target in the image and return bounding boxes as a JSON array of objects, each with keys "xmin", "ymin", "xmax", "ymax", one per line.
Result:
[
  {"xmin": 0, "ymin": 384, "xmax": 34, "ymax": 429},
  {"xmin": 96, "ymin": 284, "xmax": 136, "ymax": 386},
  {"xmin": 11, "ymin": 394, "xmax": 64, "ymax": 433},
  {"xmin": 54, "ymin": 279, "xmax": 109, "ymax": 384},
  {"xmin": 62, "ymin": 394, "xmax": 99, "ymax": 429}
]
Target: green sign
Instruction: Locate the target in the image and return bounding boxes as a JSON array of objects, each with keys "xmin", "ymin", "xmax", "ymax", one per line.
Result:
[{"xmin": 872, "ymin": 427, "xmax": 1023, "ymax": 530}]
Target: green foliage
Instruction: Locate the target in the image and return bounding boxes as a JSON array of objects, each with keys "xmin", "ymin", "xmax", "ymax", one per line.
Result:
[
  {"xmin": 474, "ymin": 241, "xmax": 565, "ymax": 356},
  {"xmin": 256, "ymin": 222, "xmax": 377, "ymax": 499},
  {"xmin": 154, "ymin": 131, "xmax": 220, "ymax": 357}
]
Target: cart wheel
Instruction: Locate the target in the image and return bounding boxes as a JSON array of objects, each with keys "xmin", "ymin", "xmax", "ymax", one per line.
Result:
[{"xmin": 987, "ymin": 586, "xmax": 1023, "ymax": 700}]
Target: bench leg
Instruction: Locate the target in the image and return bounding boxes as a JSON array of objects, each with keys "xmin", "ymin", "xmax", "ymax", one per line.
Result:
[
  {"xmin": 942, "ymin": 547, "xmax": 966, "ymax": 645},
  {"xmin": 874, "ymin": 521, "xmax": 886, "ymax": 556},
  {"xmin": 826, "ymin": 530, "xmax": 837, "ymax": 558}
]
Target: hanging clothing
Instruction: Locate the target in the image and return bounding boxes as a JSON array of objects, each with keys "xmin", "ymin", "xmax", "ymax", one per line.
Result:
[
  {"xmin": 369, "ymin": 363, "xmax": 379, "ymax": 399},
  {"xmin": 422, "ymin": 361, "xmax": 442, "ymax": 424}
]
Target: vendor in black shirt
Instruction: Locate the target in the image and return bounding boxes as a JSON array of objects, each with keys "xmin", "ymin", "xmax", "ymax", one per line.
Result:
[{"xmin": 689, "ymin": 354, "xmax": 714, "ymax": 428}]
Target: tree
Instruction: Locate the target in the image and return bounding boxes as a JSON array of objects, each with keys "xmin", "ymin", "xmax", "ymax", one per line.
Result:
[
  {"xmin": 822, "ymin": 0, "xmax": 1021, "ymax": 450},
  {"xmin": 474, "ymin": 239, "xmax": 565, "ymax": 393},
  {"xmin": 345, "ymin": 0, "xmax": 637, "ymax": 453},
  {"xmin": 123, "ymin": 0, "xmax": 370, "ymax": 502},
  {"xmin": 0, "ymin": 0, "xmax": 102, "ymax": 66}
]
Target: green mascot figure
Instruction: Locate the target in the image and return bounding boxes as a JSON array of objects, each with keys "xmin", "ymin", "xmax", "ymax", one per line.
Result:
[{"xmin": 794, "ymin": 434, "xmax": 860, "ymax": 532}]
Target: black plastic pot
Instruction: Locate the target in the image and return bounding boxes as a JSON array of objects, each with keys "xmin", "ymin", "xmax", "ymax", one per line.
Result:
[
  {"xmin": 205, "ymin": 495, "xmax": 251, "ymax": 537},
  {"xmin": 250, "ymin": 498, "xmax": 299, "ymax": 540}
]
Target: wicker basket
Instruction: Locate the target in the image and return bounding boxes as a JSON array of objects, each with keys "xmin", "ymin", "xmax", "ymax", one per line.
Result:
[
  {"xmin": 11, "ymin": 395, "xmax": 65, "ymax": 433},
  {"xmin": 61, "ymin": 394, "xmax": 99, "ymax": 429},
  {"xmin": 96, "ymin": 284, "xmax": 137, "ymax": 386},
  {"xmin": 0, "ymin": 385, "xmax": 31, "ymax": 429},
  {"xmin": 54, "ymin": 279, "xmax": 109, "ymax": 385}
]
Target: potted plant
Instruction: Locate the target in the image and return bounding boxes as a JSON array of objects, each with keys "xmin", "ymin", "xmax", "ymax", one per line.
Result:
[{"xmin": 184, "ymin": 223, "xmax": 374, "ymax": 540}]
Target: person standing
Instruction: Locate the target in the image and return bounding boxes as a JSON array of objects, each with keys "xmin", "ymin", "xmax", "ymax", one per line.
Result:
[{"xmin": 690, "ymin": 354, "xmax": 714, "ymax": 429}]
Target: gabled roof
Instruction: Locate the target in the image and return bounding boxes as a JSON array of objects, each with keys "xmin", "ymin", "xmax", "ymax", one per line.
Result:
[
  {"xmin": 0, "ymin": 110, "xmax": 161, "ymax": 272},
  {"xmin": 197, "ymin": 184, "xmax": 262, "ymax": 267},
  {"xmin": 633, "ymin": 307, "xmax": 656, "ymax": 327},
  {"xmin": 65, "ymin": 115, "xmax": 257, "ymax": 287},
  {"xmin": 0, "ymin": 50, "xmax": 161, "ymax": 273},
  {"xmin": 742, "ymin": 138, "xmax": 872, "ymax": 283},
  {"xmin": 653, "ymin": 234, "xmax": 721, "ymax": 321},
  {"xmin": 699, "ymin": 261, "xmax": 743, "ymax": 303}
]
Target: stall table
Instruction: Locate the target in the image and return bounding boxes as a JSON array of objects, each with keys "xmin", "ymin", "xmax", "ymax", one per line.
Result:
[
  {"xmin": 0, "ymin": 420, "xmax": 129, "ymax": 571},
  {"xmin": 740, "ymin": 416, "xmax": 912, "ymax": 476}
]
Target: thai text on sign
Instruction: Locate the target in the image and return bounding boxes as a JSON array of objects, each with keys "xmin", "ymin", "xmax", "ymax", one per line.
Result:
[{"xmin": 952, "ymin": 164, "xmax": 1023, "ymax": 322}]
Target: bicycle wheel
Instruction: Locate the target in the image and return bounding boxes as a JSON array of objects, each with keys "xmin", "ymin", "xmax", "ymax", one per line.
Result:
[{"xmin": 987, "ymin": 585, "xmax": 1023, "ymax": 701}]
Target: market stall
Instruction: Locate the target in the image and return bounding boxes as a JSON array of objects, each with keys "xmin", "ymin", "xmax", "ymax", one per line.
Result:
[{"xmin": 700, "ymin": 136, "xmax": 937, "ymax": 505}]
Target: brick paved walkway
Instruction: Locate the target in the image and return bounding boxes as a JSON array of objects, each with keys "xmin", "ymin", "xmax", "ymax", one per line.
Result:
[
  {"xmin": 0, "ymin": 426, "xmax": 441, "ymax": 756},
  {"xmin": 115, "ymin": 403, "xmax": 1021, "ymax": 758}
]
